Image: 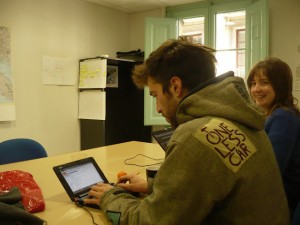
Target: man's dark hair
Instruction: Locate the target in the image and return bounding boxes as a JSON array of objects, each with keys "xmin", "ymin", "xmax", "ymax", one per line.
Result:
[{"xmin": 132, "ymin": 37, "xmax": 217, "ymax": 93}]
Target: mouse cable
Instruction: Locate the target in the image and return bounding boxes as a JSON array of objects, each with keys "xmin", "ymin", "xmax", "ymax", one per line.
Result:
[
  {"xmin": 124, "ymin": 154, "xmax": 164, "ymax": 167},
  {"xmin": 76, "ymin": 203, "xmax": 99, "ymax": 225}
]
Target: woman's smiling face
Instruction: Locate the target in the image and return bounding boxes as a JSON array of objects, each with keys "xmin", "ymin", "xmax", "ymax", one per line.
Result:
[{"xmin": 249, "ymin": 70, "xmax": 276, "ymax": 113}]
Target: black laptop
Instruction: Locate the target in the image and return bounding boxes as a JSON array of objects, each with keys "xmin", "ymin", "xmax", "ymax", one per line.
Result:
[
  {"xmin": 53, "ymin": 157, "xmax": 109, "ymax": 208},
  {"xmin": 152, "ymin": 127, "xmax": 174, "ymax": 151}
]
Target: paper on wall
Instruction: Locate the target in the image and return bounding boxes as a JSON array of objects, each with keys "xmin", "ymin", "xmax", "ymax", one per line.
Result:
[
  {"xmin": 0, "ymin": 26, "xmax": 16, "ymax": 121},
  {"xmin": 79, "ymin": 58, "xmax": 107, "ymax": 89},
  {"xmin": 42, "ymin": 55, "xmax": 77, "ymax": 85},
  {"xmin": 78, "ymin": 90, "xmax": 106, "ymax": 120}
]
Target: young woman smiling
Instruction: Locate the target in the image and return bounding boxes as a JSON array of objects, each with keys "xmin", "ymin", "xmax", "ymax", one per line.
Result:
[{"xmin": 247, "ymin": 57, "xmax": 300, "ymax": 218}]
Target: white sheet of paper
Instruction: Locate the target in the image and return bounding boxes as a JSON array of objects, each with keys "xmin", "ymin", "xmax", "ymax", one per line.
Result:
[
  {"xmin": 79, "ymin": 58, "xmax": 107, "ymax": 89},
  {"xmin": 42, "ymin": 55, "xmax": 76, "ymax": 85},
  {"xmin": 78, "ymin": 90, "xmax": 106, "ymax": 120}
]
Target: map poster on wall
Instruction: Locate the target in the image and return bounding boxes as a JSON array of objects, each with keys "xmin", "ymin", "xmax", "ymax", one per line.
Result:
[
  {"xmin": 0, "ymin": 26, "xmax": 16, "ymax": 121},
  {"xmin": 78, "ymin": 57, "xmax": 107, "ymax": 89}
]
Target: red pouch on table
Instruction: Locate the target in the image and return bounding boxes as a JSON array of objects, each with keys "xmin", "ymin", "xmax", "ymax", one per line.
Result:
[{"xmin": 0, "ymin": 170, "xmax": 45, "ymax": 213}]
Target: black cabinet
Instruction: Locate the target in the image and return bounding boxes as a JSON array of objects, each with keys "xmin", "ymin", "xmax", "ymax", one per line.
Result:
[{"xmin": 80, "ymin": 58, "xmax": 151, "ymax": 150}]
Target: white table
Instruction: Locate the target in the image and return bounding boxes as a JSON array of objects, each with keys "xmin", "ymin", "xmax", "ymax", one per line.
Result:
[{"xmin": 0, "ymin": 141, "xmax": 165, "ymax": 225}]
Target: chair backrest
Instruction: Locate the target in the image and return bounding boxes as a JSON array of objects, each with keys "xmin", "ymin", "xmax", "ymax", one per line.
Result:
[
  {"xmin": 292, "ymin": 201, "xmax": 300, "ymax": 225},
  {"xmin": 0, "ymin": 138, "xmax": 48, "ymax": 165}
]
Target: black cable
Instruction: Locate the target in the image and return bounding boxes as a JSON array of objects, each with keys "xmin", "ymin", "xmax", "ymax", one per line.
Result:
[
  {"xmin": 76, "ymin": 203, "xmax": 99, "ymax": 225},
  {"xmin": 124, "ymin": 154, "xmax": 164, "ymax": 167}
]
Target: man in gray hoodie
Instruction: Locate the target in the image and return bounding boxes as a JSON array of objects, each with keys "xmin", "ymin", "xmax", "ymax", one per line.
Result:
[{"xmin": 85, "ymin": 38, "xmax": 289, "ymax": 225}]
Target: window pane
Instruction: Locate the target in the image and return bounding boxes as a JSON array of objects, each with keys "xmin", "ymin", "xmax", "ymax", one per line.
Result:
[
  {"xmin": 216, "ymin": 50, "xmax": 245, "ymax": 79},
  {"xmin": 216, "ymin": 11, "xmax": 245, "ymax": 50},
  {"xmin": 178, "ymin": 17, "xmax": 204, "ymax": 44},
  {"xmin": 215, "ymin": 11, "xmax": 245, "ymax": 79}
]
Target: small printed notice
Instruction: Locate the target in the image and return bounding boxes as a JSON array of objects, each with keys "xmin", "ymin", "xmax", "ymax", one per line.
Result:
[
  {"xmin": 106, "ymin": 65, "xmax": 118, "ymax": 88},
  {"xmin": 79, "ymin": 58, "xmax": 107, "ymax": 89}
]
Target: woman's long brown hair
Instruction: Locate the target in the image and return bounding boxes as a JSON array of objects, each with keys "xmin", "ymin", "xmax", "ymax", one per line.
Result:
[{"xmin": 247, "ymin": 57, "xmax": 300, "ymax": 116}]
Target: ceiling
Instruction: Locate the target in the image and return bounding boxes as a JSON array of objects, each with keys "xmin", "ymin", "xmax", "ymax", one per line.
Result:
[{"xmin": 83, "ymin": 0, "xmax": 201, "ymax": 13}]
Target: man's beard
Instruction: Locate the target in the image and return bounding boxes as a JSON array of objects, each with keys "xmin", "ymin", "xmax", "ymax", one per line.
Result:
[{"xmin": 167, "ymin": 114, "xmax": 178, "ymax": 128}]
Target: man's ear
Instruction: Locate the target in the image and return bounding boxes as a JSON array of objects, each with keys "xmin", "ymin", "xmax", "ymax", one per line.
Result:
[{"xmin": 169, "ymin": 76, "xmax": 183, "ymax": 97}]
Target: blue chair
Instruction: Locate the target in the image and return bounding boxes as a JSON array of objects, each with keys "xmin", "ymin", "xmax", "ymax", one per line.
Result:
[
  {"xmin": 292, "ymin": 201, "xmax": 300, "ymax": 225},
  {"xmin": 0, "ymin": 138, "xmax": 47, "ymax": 165}
]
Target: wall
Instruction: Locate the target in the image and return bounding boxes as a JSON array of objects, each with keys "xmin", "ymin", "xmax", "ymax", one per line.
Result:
[
  {"xmin": 128, "ymin": 8, "xmax": 165, "ymax": 50},
  {"xmin": 0, "ymin": 0, "xmax": 130, "ymax": 156},
  {"xmin": 269, "ymin": 0, "xmax": 300, "ymax": 101}
]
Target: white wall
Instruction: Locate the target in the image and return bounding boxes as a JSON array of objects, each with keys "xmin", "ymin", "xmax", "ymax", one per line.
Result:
[
  {"xmin": 269, "ymin": 0, "xmax": 300, "ymax": 100},
  {"xmin": 0, "ymin": 0, "xmax": 130, "ymax": 156}
]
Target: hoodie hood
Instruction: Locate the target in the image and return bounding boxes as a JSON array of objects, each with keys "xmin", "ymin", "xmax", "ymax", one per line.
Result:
[{"xmin": 176, "ymin": 72, "xmax": 265, "ymax": 130}]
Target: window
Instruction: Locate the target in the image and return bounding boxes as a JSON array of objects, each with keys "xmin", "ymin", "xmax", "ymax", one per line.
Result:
[
  {"xmin": 169, "ymin": 1, "xmax": 249, "ymax": 78},
  {"xmin": 144, "ymin": 0, "xmax": 268, "ymax": 125},
  {"xmin": 179, "ymin": 17, "xmax": 205, "ymax": 45},
  {"xmin": 215, "ymin": 11, "xmax": 246, "ymax": 78}
]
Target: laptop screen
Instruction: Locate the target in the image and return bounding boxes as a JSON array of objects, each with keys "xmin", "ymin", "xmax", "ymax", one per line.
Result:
[
  {"xmin": 152, "ymin": 127, "xmax": 174, "ymax": 151},
  {"xmin": 60, "ymin": 161, "xmax": 105, "ymax": 194}
]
